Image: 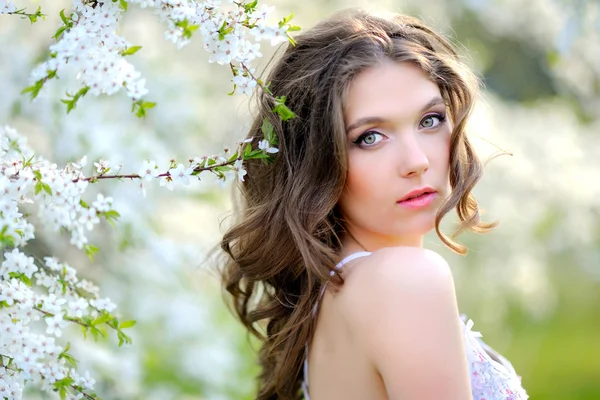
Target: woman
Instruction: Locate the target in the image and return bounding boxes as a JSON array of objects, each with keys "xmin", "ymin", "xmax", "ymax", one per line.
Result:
[{"xmin": 220, "ymin": 8, "xmax": 528, "ymax": 400}]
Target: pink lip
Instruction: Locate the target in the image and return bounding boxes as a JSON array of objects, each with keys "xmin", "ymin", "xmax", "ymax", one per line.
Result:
[{"xmin": 397, "ymin": 187, "xmax": 437, "ymax": 209}]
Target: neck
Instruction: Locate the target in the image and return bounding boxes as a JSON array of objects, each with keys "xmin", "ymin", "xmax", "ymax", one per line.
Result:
[{"xmin": 341, "ymin": 228, "xmax": 424, "ymax": 255}]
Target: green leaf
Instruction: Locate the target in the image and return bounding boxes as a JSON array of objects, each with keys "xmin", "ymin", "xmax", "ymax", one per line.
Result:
[
  {"xmin": 175, "ymin": 19, "xmax": 199, "ymax": 39},
  {"xmin": 117, "ymin": 331, "xmax": 132, "ymax": 346},
  {"xmin": 53, "ymin": 376, "xmax": 74, "ymax": 400},
  {"xmin": 226, "ymin": 151, "xmax": 239, "ymax": 163},
  {"xmin": 8, "ymin": 272, "xmax": 32, "ymax": 287},
  {"xmin": 132, "ymin": 99, "xmax": 157, "ymax": 118},
  {"xmin": 272, "ymin": 96, "xmax": 296, "ymax": 121},
  {"xmin": 42, "ymin": 183, "xmax": 52, "ymax": 195},
  {"xmin": 0, "ymin": 234, "xmax": 16, "ymax": 248},
  {"xmin": 92, "ymin": 313, "xmax": 111, "ymax": 326},
  {"xmin": 244, "ymin": 0, "xmax": 258, "ymax": 12},
  {"xmin": 103, "ymin": 210, "xmax": 121, "ymax": 220},
  {"xmin": 121, "ymin": 45, "xmax": 142, "ymax": 56},
  {"xmin": 59, "ymin": 9, "xmax": 69, "ymax": 25},
  {"xmin": 84, "ymin": 244, "xmax": 99, "ymax": 261},
  {"xmin": 119, "ymin": 320, "xmax": 136, "ymax": 329},
  {"xmin": 34, "ymin": 182, "xmax": 43, "ymax": 195},
  {"xmin": 23, "ymin": 153, "xmax": 36, "ymax": 168},
  {"xmin": 60, "ymin": 99, "xmax": 75, "ymax": 113},
  {"xmin": 249, "ymin": 153, "xmax": 272, "ymax": 160},
  {"xmin": 261, "ymin": 118, "xmax": 275, "ymax": 143},
  {"xmin": 61, "ymin": 86, "xmax": 89, "ymax": 114},
  {"xmin": 53, "ymin": 26, "xmax": 68, "ymax": 41},
  {"xmin": 103, "ymin": 212, "xmax": 120, "ymax": 228},
  {"xmin": 120, "ymin": 0, "xmax": 128, "ymax": 11},
  {"xmin": 58, "ymin": 342, "xmax": 79, "ymax": 368},
  {"xmin": 108, "ymin": 317, "xmax": 119, "ymax": 329},
  {"xmin": 278, "ymin": 12, "xmax": 294, "ymax": 28},
  {"xmin": 21, "ymin": 80, "xmax": 43, "ymax": 100},
  {"xmin": 287, "ymin": 32, "xmax": 297, "ymax": 46},
  {"xmin": 228, "ymin": 84, "xmax": 236, "ymax": 96}
]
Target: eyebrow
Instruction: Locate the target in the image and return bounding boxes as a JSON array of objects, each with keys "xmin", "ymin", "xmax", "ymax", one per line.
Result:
[{"xmin": 345, "ymin": 96, "xmax": 446, "ymax": 134}]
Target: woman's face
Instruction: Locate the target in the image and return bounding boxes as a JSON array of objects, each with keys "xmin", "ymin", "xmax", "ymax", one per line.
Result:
[{"xmin": 338, "ymin": 60, "xmax": 452, "ymax": 249}]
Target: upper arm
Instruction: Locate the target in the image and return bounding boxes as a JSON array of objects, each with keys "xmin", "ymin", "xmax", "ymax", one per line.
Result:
[{"xmin": 344, "ymin": 247, "xmax": 471, "ymax": 400}]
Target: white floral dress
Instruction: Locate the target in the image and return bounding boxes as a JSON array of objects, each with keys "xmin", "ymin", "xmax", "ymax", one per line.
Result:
[{"xmin": 302, "ymin": 252, "xmax": 528, "ymax": 400}]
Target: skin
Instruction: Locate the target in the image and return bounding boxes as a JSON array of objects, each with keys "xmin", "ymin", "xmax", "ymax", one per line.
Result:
[
  {"xmin": 306, "ymin": 60, "xmax": 472, "ymax": 399},
  {"xmin": 339, "ymin": 59, "xmax": 451, "ymax": 251}
]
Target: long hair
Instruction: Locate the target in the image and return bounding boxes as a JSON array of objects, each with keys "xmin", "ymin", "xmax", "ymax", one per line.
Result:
[{"xmin": 220, "ymin": 8, "xmax": 495, "ymax": 399}]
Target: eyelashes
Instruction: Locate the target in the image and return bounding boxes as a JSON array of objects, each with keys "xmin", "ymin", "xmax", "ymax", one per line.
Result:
[
  {"xmin": 420, "ymin": 113, "xmax": 446, "ymax": 129},
  {"xmin": 352, "ymin": 131, "xmax": 384, "ymax": 147},
  {"xmin": 352, "ymin": 113, "xmax": 447, "ymax": 148}
]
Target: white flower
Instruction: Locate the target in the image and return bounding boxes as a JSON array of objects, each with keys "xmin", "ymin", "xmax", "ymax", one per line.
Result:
[
  {"xmin": 250, "ymin": 25, "xmax": 289, "ymax": 46},
  {"xmin": 240, "ymin": 41, "xmax": 262, "ymax": 63},
  {"xmin": 79, "ymin": 207, "xmax": 100, "ymax": 231},
  {"xmin": 249, "ymin": 5, "xmax": 275, "ymax": 22},
  {"xmin": 159, "ymin": 175, "xmax": 175, "ymax": 191},
  {"xmin": 67, "ymin": 298, "xmax": 89, "ymax": 318},
  {"xmin": 168, "ymin": 164, "xmax": 194, "ymax": 187},
  {"xmin": 0, "ymin": 1, "xmax": 17, "ymax": 14},
  {"xmin": 92, "ymin": 193, "xmax": 113, "ymax": 213},
  {"xmin": 90, "ymin": 298, "xmax": 116, "ymax": 312},
  {"xmin": 258, "ymin": 139, "xmax": 279, "ymax": 154},
  {"xmin": 0, "ymin": 280, "xmax": 20, "ymax": 306},
  {"xmin": 77, "ymin": 370, "xmax": 96, "ymax": 390},
  {"xmin": 93, "ymin": 159, "xmax": 110, "ymax": 173},
  {"xmin": 126, "ymin": 78, "xmax": 149, "ymax": 100},
  {"xmin": 233, "ymin": 159, "xmax": 247, "ymax": 182},
  {"xmin": 72, "ymin": 155, "xmax": 88, "ymax": 170},
  {"xmin": 45, "ymin": 314, "xmax": 68, "ymax": 337},
  {"xmin": 139, "ymin": 160, "xmax": 160, "ymax": 181},
  {"xmin": 1, "ymin": 248, "xmax": 38, "ymax": 279},
  {"xmin": 42, "ymin": 294, "xmax": 67, "ymax": 314},
  {"xmin": 231, "ymin": 74, "xmax": 257, "ymax": 96}
]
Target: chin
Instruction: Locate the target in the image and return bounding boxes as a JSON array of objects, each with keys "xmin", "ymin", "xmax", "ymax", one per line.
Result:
[{"xmin": 397, "ymin": 216, "xmax": 437, "ymax": 237}]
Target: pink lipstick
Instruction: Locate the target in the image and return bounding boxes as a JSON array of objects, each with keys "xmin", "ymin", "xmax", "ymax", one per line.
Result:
[{"xmin": 397, "ymin": 187, "xmax": 437, "ymax": 209}]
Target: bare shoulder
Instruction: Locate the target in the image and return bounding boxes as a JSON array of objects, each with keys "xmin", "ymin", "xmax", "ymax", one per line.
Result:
[
  {"xmin": 341, "ymin": 246, "xmax": 454, "ymax": 303},
  {"xmin": 338, "ymin": 246, "xmax": 457, "ymax": 333},
  {"xmin": 337, "ymin": 247, "xmax": 471, "ymax": 399}
]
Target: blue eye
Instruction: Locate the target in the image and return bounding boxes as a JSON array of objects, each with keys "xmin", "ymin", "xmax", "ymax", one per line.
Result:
[
  {"xmin": 353, "ymin": 131, "xmax": 384, "ymax": 147},
  {"xmin": 420, "ymin": 113, "xmax": 446, "ymax": 129}
]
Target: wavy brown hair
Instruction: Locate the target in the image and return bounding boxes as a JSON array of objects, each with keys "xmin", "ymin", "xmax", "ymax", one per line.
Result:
[{"xmin": 220, "ymin": 8, "xmax": 495, "ymax": 400}]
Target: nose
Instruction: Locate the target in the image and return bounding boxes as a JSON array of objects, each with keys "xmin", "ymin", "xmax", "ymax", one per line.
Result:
[{"xmin": 397, "ymin": 133, "xmax": 429, "ymax": 177}]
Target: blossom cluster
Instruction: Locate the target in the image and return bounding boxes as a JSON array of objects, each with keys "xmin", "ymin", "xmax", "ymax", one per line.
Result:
[
  {"xmin": 1, "ymin": 1, "xmax": 288, "ymax": 397},
  {"xmin": 0, "ymin": 254, "xmax": 103, "ymax": 400},
  {"xmin": 22, "ymin": 0, "xmax": 296, "ymax": 114},
  {"xmin": 0, "ymin": 125, "xmax": 129, "ymax": 399},
  {"xmin": 0, "ymin": 107, "xmax": 276, "ymax": 397},
  {"xmin": 1, "ymin": 126, "xmax": 114, "ymax": 250}
]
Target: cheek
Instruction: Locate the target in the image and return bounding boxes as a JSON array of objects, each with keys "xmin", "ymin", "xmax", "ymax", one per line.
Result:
[
  {"xmin": 430, "ymin": 128, "xmax": 451, "ymax": 170},
  {"xmin": 339, "ymin": 155, "xmax": 385, "ymax": 214}
]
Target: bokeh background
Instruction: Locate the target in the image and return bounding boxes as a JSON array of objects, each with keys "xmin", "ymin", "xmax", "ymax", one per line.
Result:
[{"xmin": 1, "ymin": 0, "xmax": 599, "ymax": 399}]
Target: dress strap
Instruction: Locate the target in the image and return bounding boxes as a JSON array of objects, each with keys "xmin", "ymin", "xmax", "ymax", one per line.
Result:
[
  {"xmin": 302, "ymin": 251, "xmax": 372, "ymax": 400},
  {"xmin": 329, "ymin": 251, "xmax": 373, "ymax": 276}
]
